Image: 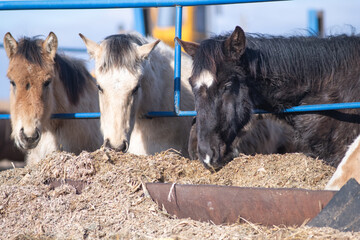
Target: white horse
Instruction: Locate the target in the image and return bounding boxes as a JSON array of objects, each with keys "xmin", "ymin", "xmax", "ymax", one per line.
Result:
[
  {"xmin": 4, "ymin": 32, "xmax": 102, "ymax": 165},
  {"xmin": 325, "ymin": 135, "xmax": 360, "ymax": 190},
  {"xmin": 79, "ymin": 32, "xmax": 195, "ymax": 156}
]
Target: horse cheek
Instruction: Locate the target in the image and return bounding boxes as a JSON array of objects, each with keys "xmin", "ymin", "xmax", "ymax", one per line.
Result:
[{"xmin": 40, "ymin": 87, "xmax": 53, "ymax": 122}]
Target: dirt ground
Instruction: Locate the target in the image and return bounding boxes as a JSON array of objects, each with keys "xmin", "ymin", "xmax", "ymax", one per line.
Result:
[{"xmin": 1, "ymin": 149, "xmax": 359, "ymax": 239}]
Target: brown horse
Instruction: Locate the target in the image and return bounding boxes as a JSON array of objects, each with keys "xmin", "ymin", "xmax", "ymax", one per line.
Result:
[{"xmin": 4, "ymin": 32, "xmax": 102, "ymax": 165}]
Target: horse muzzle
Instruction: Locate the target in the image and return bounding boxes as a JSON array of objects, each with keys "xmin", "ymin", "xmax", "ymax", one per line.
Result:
[
  {"xmin": 17, "ymin": 127, "xmax": 41, "ymax": 150},
  {"xmin": 104, "ymin": 138, "xmax": 129, "ymax": 153}
]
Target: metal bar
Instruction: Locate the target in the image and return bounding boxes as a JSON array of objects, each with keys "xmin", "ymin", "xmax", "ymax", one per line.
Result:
[
  {"xmin": 1, "ymin": 102, "xmax": 356, "ymax": 120},
  {"xmin": 308, "ymin": 9, "xmax": 319, "ymax": 36},
  {"xmin": 174, "ymin": 5, "xmax": 182, "ymax": 115},
  {"xmin": 134, "ymin": 8, "xmax": 146, "ymax": 36},
  {"xmin": 147, "ymin": 110, "xmax": 197, "ymax": 117},
  {"xmin": 2, "ymin": 102, "xmax": 360, "ymax": 119},
  {"xmin": 0, "ymin": 0, "xmax": 287, "ymax": 10},
  {"xmin": 0, "ymin": 114, "xmax": 10, "ymax": 120},
  {"xmin": 253, "ymin": 102, "xmax": 360, "ymax": 114},
  {"xmin": 58, "ymin": 46, "xmax": 87, "ymax": 53},
  {"xmin": 51, "ymin": 112, "xmax": 101, "ymax": 119}
]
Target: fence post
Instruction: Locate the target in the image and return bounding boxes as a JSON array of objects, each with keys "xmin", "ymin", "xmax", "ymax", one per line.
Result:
[
  {"xmin": 308, "ymin": 9, "xmax": 324, "ymax": 37},
  {"xmin": 174, "ymin": 5, "xmax": 183, "ymax": 115},
  {"xmin": 134, "ymin": 8, "xmax": 146, "ymax": 36}
]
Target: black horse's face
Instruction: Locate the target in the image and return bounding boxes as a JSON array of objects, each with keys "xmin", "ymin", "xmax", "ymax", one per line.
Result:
[
  {"xmin": 177, "ymin": 26, "xmax": 250, "ymax": 170},
  {"xmin": 190, "ymin": 65, "xmax": 252, "ymax": 170}
]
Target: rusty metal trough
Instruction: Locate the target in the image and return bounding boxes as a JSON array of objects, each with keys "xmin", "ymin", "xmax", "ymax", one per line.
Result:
[
  {"xmin": 145, "ymin": 183, "xmax": 337, "ymax": 226},
  {"xmin": 46, "ymin": 178, "xmax": 338, "ymax": 227}
]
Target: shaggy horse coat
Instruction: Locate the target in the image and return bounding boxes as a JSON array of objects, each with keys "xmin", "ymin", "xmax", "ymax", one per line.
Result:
[
  {"xmin": 4, "ymin": 32, "xmax": 102, "ymax": 165},
  {"xmin": 178, "ymin": 26, "xmax": 360, "ymax": 171}
]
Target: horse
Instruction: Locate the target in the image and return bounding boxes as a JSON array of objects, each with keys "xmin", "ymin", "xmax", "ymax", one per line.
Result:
[
  {"xmin": 79, "ymin": 32, "xmax": 195, "ymax": 156},
  {"xmin": 177, "ymin": 26, "xmax": 360, "ymax": 170},
  {"xmin": 0, "ymin": 112, "xmax": 25, "ymax": 163},
  {"xmin": 4, "ymin": 32, "xmax": 102, "ymax": 165},
  {"xmin": 188, "ymin": 115, "xmax": 294, "ymax": 163},
  {"xmin": 325, "ymin": 134, "xmax": 360, "ymax": 190}
]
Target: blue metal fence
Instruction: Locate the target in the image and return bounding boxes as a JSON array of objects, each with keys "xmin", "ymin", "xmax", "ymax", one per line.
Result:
[
  {"xmin": 0, "ymin": 0, "xmax": 285, "ymax": 10},
  {"xmin": 0, "ymin": 0, "xmax": 359, "ymax": 120}
]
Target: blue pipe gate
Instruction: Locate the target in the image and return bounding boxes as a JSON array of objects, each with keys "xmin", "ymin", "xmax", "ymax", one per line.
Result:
[{"xmin": 1, "ymin": 0, "xmax": 360, "ymax": 120}]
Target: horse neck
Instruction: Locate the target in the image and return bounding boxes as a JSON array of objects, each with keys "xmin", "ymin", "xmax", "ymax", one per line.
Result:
[{"xmin": 138, "ymin": 49, "xmax": 175, "ymax": 115}]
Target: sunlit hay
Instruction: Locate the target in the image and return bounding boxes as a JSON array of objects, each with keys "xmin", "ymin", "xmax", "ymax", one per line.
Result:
[{"xmin": 1, "ymin": 149, "xmax": 359, "ymax": 239}]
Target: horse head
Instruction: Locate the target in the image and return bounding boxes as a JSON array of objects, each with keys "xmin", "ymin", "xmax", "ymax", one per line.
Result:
[
  {"xmin": 4, "ymin": 32, "xmax": 58, "ymax": 151},
  {"xmin": 80, "ymin": 33, "xmax": 160, "ymax": 152},
  {"xmin": 177, "ymin": 26, "xmax": 253, "ymax": 170}
]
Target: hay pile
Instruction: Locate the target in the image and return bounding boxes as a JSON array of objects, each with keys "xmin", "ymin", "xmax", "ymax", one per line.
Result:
[{"xmin": 1, "ymin": 149, "xmax": 359, "ymax": 239}]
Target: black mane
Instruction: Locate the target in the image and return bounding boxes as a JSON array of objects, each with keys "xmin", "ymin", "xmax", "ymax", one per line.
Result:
[
  {"xmin": 244, "ymin": 34, "xmax": 360, "ymax": 84},
  {"xmin": 54, "ymin": 54, "xmax": 90, "ymax": 105}
]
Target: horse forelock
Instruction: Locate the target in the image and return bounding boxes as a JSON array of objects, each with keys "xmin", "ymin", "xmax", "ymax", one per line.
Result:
[
  {"xmin": 191, "ymin": 37, "xmax": 227, "ymax": 86},
  {"xmin": 99, "ymin": 34, "xmax": 145, "ymax": 74},
  {"xmin": 15, "ymin": 37, "xmax": 45, "ymax": 66}
]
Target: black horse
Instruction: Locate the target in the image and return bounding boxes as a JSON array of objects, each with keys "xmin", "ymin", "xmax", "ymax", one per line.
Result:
[{"xmin": 177, "ymin": 26, "xmax": 360, "ymax": 170}]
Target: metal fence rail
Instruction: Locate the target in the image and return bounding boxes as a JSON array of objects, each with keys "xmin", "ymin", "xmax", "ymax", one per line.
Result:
[
  {"xmin": 0, "ymin": 0, "xmax": 358, "ymax": 119},
  {"xmin": 0, "ymin": 0, "xmax": 284, "ymax": 10},
  {"xmin": 2, "ymin": 102, "xmax": 360, "ymax": 119}
]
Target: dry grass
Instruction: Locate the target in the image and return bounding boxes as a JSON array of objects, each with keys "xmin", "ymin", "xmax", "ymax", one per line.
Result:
[{"xmin": 1, "ymin": 149, "xmax": 359, "ymax": 239}]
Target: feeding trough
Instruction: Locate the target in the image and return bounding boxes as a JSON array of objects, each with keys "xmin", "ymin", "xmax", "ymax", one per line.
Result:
[{"xmin": 145, "ymin": 183, "xmax": 337, "ymax": 226}]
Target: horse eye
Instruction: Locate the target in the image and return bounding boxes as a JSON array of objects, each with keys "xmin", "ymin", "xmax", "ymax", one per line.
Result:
[
  {"xmin": 10, "ymin": 81, "xmax": 16, "ymax": 87},
  {"xmin": 43, "ymin": 80, "xmax": 51, "ymax": 88},
  {"xmin": 96, "ymin": 84, "xmax": 103, "ymax": 93},
  {"xmin": 224, "ymin": 82, "xmax": 232, "ymax": 90},
  {"xmin": 132, "ymin": 85, "xmax": 140, "ymax": 95},
  {"xmin": 26, "ymin": 83, "xmax": 30, "ymax": 90}
]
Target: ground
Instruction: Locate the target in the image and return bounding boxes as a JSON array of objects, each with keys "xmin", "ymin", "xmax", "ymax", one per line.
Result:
[{"xmin": 1, "ymin": 149, "xmax": 360, "ymax": 239}]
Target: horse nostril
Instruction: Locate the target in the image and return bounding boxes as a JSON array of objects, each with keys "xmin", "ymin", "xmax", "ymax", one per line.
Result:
[
  {"xmin": 20, "ymin": 127, "xmax": 41, "ymax": 144},
  {"xmin": 34, "ymin": 128, "xmax": 40, "ymax": 141},
  {"xmin": 120, "ymin": 140, "xmax": 129, "ymax": 153},
  {"xmin": 104, "ymin": 139, "xmax": 111, "ymax": 148}
]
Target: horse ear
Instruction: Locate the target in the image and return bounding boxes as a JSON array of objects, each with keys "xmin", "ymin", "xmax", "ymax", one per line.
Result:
[
  {"xmin": 137, "ymin": 40, "xmax": 160, "ymax": 60},
  {"xmin": 3, "ymin": 32, "xmax": 18, "ymax": 59},
  {"xmin": 43, "ymin": 32, "xmax": 58, "ymax": 60},
  {"xmin": 79, "ymin": 33, "xmax": 100, "ymax": 59},
  {"xmin": 175, "ymin": 37, "xmax": 199, "ymax": 58},
  {"xmin": 224, "ymin": 26, "xmax": 246, "ymax": 60}
]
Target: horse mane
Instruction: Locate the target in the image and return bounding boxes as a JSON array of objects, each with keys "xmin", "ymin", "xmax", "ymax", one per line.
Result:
[
  {"xmin": 54, "ymin": 54, "xmax": 90, "ymax": 105},
  {"xmin": 193, "ymin": 32, "xmax": 360, "ymax": 88},
  {"xmin": 100, "ymin": 33, "xmax": 146, "ymax": 74},
  {"xmin": 244, "ymin": 34, "xmax": 360, "ymax": 83},
  {"xmin": 15, "ymin": 37, "xmax": 89, "ymax": 105}
]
